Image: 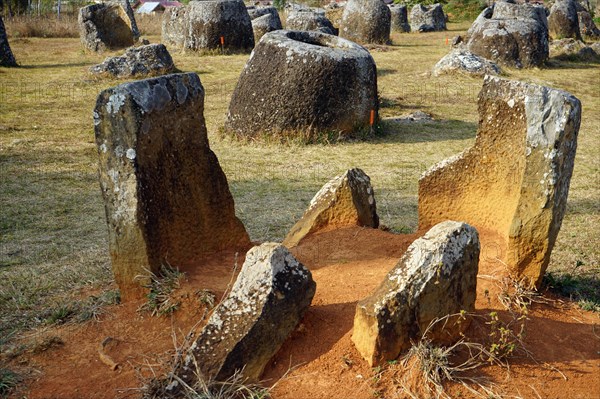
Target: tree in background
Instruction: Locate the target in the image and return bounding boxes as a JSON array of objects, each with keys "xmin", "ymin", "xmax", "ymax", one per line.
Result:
[{"xmin": 0, "ymin": 15, "xmax": 17, "ymax": 66}]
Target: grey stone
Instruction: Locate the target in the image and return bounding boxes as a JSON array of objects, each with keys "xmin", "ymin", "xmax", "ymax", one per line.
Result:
[
  {"xmin": 286, "ymin": 9, "xmax": 337, "ymax": 35},
  {"xmin": 466, "ymin": 3, "xmax": 549, "ymax": 68},
  {"xmin": 89, "ymin": 44, "xmax": 175, "ymax": 78},
  {"xmin": 283, "ymin": 168, "xmax": 379, "ymax": 248},
  {"xmin": 247, "ymin": 5, "xmax": 279, "ymax": 20},
  {"xmin": 184, "ymin": 0, "xmax": 254, "ymax": 52},
  {"xmin": 78, "ymin": 3, "xmax": 135, "ymax": 52},
  {"xmin": 550, "ymin": 38, "xmax": 600, "ymax": 61},
  {"xmin": 577, "ymin": 10, "xmax": 600, "ymax": 39},
  {"xmin": 177, "ymin": 243, "xmax": 316, "ymax": 383},
  {"xmin": 252, "ymin": 13, "xmax": 283, "ymax": 43},
  {"xmin": 162, "ymin": 6, "xmax": 187, "ymax": 48},
  {"xmin": 340, "ymin": 0, "xmax": 391, "ymax": 44},
  {"xmin": 388, "ymin": 4, "xmax": 410, "ymax": 33},
  {"xmin": 224, "ymin": 30, "xmax": 379, "ymax": 142},
  {"xmin": 352, "ymin": 221, "xmax": 480, "ymax": 366},
  {"xmin": 548, "ymin": 0, "xmax": 581, "ymax": 39},
  {"xmin": 0, "ymin": 16, "xmax": 17, "ymax": 67},
  {"xmin": 94, "ymin": 73, "xmax": 250, "ymax": 300},
  {"xmin": 432, "ymin": 48, "xmax": 501, "ymax": 77},
  {"xmin": 410, "ymin": 3, "xmax": 446, "ymax": 32}
]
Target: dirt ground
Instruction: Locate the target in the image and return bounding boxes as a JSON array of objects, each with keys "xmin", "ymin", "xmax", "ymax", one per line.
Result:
[{"xmin": 7, "ymin": 226, "xmax": 600, "ymax": 399}]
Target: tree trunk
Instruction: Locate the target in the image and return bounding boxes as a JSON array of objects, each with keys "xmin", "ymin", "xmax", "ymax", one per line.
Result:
[{"xmin": 0, "ymin": 15, "xmax": 18, "ymax": 67}]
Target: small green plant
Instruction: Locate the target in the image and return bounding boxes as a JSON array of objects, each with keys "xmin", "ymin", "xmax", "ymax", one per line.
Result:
[
  {"xmin": 544, "ymin": 265, "xmax": 599, "ymax": 313},
  {"xmin": 138, "ymin": 264, "xmax": 185, "ymax": 317},
  {"xmin": 44, "ymin": 304, "xmax": 76, "ymax": 325},
  {"xmin": 0, "ymin": 368, "xmax": 19, "ymax": 398},
  {"xmin": 76, "ymin": 289, "xmax": 121, "ymax": 322},
  {"xmin": 486, "ymin": 311, "xmax": 526, "ymax": 362},
  {"xmin": 196, "ymin": 289, "xmax": 217, "ymax": 309}
]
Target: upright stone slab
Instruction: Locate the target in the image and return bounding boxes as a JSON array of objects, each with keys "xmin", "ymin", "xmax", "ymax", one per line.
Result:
[
  {"xmin": 78, "ymin": 3, "xmax": 134, "ymax": 52},
  {"xmin": 176, "ymin": 243, "xmax": 316, "ymax": 385},
  {"xmin": 340, "ymin": 0, "xmax": 391, "ymax": 45},
  {"xmin": 252, "ymin": 13, "xmax": 282, "ymax": 42},
  {"xmin": 418, "ymin": 76, "xmax": 581, "ymax": 287},
  {"xmin": 94, "ymin": 73, "xmax": 250, "ymax": 300},
  {"xmin": 284, "ymin": 169, "xmax": 379, "ymax": 248},
  {"xmin": 353, "ymin": 221, "xmax": 480, "ymax": 367}
]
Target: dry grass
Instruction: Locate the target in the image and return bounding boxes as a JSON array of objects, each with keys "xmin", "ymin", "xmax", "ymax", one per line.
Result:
[
  {"xmin": 0, "ymin": 22, "xmax": 598, "ymax": 351},
  {"xmin": 4, "ymin": 14, "xmax": 80, "ymax": 38}
]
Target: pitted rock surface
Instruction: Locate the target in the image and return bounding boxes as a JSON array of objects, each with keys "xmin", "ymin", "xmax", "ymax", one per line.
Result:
[
  {"xmin": 418, "ymin": 76, "xmax": 581, "ymax": 287},
  {"xmin": 89, "ymin": 44, "xmax": 175, "ymax": 78},
  {"xmin": 94, "ymin": 72, "xmax": 249, "ymax": 300}
]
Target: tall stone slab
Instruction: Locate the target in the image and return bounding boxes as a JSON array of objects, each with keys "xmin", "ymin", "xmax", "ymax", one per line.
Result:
[
  {"xmin": 418, "ymin": 76, "xmax": 581, "ymax": 287},
  {"xmin": 94, "ymin": 73, "xmax": 249, "ymax": 300}
]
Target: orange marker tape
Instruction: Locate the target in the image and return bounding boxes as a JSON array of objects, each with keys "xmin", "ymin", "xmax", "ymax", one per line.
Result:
[
  {"xmin": 220, "ymin": 36, "xmax": 225, "ymax": 46},
  {"xmin": 445, "ymin": 37, "xmax": 449, "ymax": 45},
  {"xmin": 369, "ymin": 109, "xmax": 375, "ymax": 126}
]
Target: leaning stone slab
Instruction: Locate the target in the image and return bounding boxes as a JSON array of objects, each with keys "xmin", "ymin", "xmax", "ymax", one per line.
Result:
[
  {"xmin": 78, "ymin": 3, "xmax": 134, "ymax": 52},
  {"xmin": 283, "ymin": 168, "xmax": 379, "ymax": 248},
  {"xmin": 418, "ymin": 76, "xmax": 581, "ymax": 288},
  {"xmin": 432, "ymin": 48, "xmax": 501, "ymax": 77},
  {"xmin": 352, "ymin": 221, "xmax": 480, "ymax": 367},
  {"xmin": 176, "ymin": 243, "xmax": 316, "ymax": 385},
  {"xmin": 578, "ymin": 10, "xmax": 600, "ymax": 40},
  {"xmin": 89, "ymin": 44, "xmax": 175, "ymax": 78},
  {"xmin": 340, "ymin": 0, "xmax": 391, "ymax": 44},
  {"xmin": 94, "ymin": 73, "xmax": 249, "ymax": 300},
  {"xmin": 225, "ymin": 30, "xmax": 378, "ymax": 142}
]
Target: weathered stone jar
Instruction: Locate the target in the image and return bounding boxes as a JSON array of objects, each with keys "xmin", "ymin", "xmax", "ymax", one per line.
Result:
[{"xmin": 225, "ymin": 30, "xmax": 379, "ymax": 142}]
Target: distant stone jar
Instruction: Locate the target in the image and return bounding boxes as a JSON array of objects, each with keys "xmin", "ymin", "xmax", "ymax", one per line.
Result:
[
  {"xmin": 339, "ymin": 0, "xmax": 391, "ymax": 44},
  {"xmin": 224, "ymin": 30, "xmax": 379, "ymax": 142}
]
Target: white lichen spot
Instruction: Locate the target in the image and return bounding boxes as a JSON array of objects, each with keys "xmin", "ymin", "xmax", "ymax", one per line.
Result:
[{"xmin": 126, "ymin": 148, "xmax": 136, "ymax": 160}]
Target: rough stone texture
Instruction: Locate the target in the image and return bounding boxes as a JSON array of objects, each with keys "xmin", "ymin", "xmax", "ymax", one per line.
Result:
[
  {"xmin": 94, "ymin": 73, "xmax": 250, "ymax": 300},
  {"xmin": 550, "ymin": 38, "xmax": 600, "ymax": 61},
  {"xmin": 89, "ymin": 44, "xmax": 175, "ymax": 78},
  {"xmin": 389, "ymin": 4, "xmax": 410, "ymax": 33},
  {"xmin": 548, "ymin": 0, "xmax": 581, "ymax": 40},
  {"xmin": 184, "ymin": 0, "xmax": 254, "ymax": 51},
  {"xmin": 252, "ymin": 13, "xmax": 283, "ymax": 42},
  {"xmin": 325, "ymin": 3, "xmax": 345, "ymax": 31},
  {"xmin": 247, "ymin": 5, "xmax": 279, "ymax": 20},
  {"xmin": 418, "ymin": 76, "xmax": 581, "ymax": 288},
  {"xmin": 177, "ymin": 243, "xmax": 316, "ymax": 384},
  {"xmin": 225, "ymin": 30, "xmax": 379, "ymax": 141},
  {"xmin": 162, "ymin": 6, "xmax": 187, "ymax": 48},
  {"xmin": 286, "ymin": 9, "xmax": 337, "ymax": 35},
  {"xmin": 78, "ymin": 3, "xmax": 134, "ymax": 52},
  {"xmin": 340, "ymin": 0, "xmax": 391, "ymax": 45},
  {"xmin": 409, "ymin": 3, "xmax": 446, "ymax": 32},
  {"xmin": 578, "ymin": 10, "xmax": 600, "ymax": 40},
  {"xmin": 352, "ymin": 221, "xmax": 480, "ymax": 367},
  {"xmin": 466, "ymin": 3, "xmax": 549, "ymax": 68},
  {"xmin": 0, "ymin": 16, "xmax": 17, "ymax": 67},
  {"xmin": 432, "ymin": 48, "xmax": 501, "ymax": 77},
  {"xmin": 283, "ymin": 169, "xmax": 379, "ymax": 248}
]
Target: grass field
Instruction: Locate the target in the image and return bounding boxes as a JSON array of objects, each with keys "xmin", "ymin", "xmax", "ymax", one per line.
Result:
[{"xmin": 0, "ymin": 21, "xmax": 598, "ymax": 356}]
